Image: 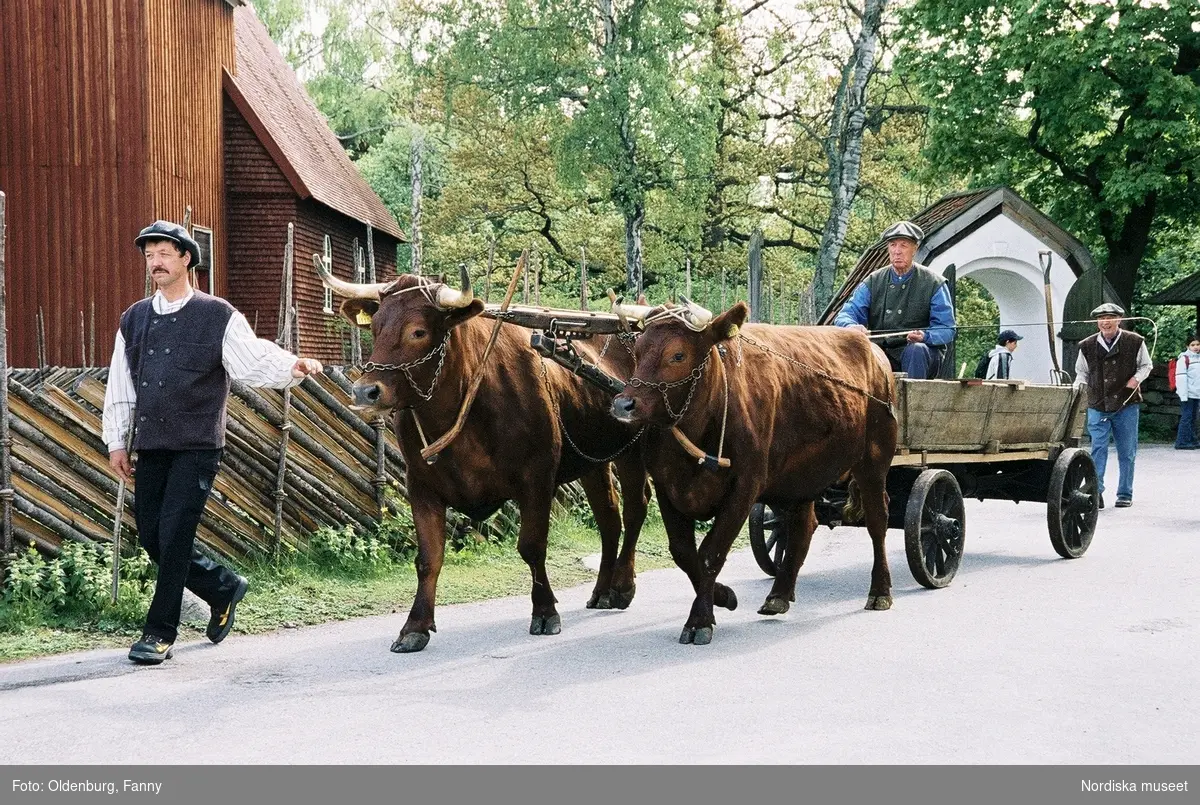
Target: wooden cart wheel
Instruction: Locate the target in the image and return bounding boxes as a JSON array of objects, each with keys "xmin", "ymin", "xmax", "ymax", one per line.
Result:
[
  {"xmin": 904, "ymin": 469, "xmax": 966, "ymax": 589},
  {"xmin": 748, "ymin": 503, "xmax": 785, "ymax": 577},
  {"xmin": 1047, "ymin": 447, "xmax": 1098, "ymax": 559}
]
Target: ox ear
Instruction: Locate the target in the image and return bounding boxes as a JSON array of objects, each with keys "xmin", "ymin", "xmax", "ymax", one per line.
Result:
[
  {"xmin": 440, "ymin": 298, "xmax": 486, "ymax": 331},
  {"xmin": 340, "ymin": 299, "xmax": 380, "ymax": 329},
  {"xmin": 709, "ymin": 301, "xmax": 749, "ymax": 343}
]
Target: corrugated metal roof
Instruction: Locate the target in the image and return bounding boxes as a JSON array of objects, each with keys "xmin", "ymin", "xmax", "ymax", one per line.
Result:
[
  {"xmin": 819, "ymin": 186, "xmax": 1096, "ymax": 323},
  {"xmin": 229, "ymin": 7, "xmax": 406, "ymax": 241},
  {"xmin": 1147, "ymin": 270, "xmax": 1200, "ymax": 305}
]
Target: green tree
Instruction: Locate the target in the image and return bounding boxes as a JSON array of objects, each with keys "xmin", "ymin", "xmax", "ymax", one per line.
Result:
[
  {"xmin": 423, "ymin": 0, "xmax": 720, "ymax": 293},
  {"xmin": 899, "ymin": 0, "xmax": 1200, "ymax": 308}
]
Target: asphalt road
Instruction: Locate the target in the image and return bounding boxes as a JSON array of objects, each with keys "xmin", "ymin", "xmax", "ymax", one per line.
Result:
[{"xmin": 2, "ymin": 444, "xmax": 1196, "ymax": 764}]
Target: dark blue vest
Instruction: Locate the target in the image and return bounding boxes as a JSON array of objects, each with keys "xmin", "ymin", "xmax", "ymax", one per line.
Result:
[{"xmin": 120, "ymin": 292, "xmax": 234, "ymax": 451}]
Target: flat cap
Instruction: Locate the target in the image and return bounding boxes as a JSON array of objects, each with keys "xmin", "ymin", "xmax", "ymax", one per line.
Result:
[
  {"xmin": 997, "ymin": 329, "xmax": 1024, "ymax": 345},
  {"xmin": 135, "ymin": 220, "xmax": 202, "ymax": 269},
  {"xmin": 1090, "ymin": 302, "xmax": 1126, "ymax": 317},
  {"xmin": 880, "ymin": 220, "xmax": 924, "ymax": 244}
]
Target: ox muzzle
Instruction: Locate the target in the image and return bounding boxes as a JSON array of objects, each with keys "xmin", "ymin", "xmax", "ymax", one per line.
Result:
[
  {"xmin": 351, "ymin": 380, "xmax": 387, "ymax": 411},
  {"xmin": 611, "ymin": 393, "xmax": 638, "ymax": 423}
]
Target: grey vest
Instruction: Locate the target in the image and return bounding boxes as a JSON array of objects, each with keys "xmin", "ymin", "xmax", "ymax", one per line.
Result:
[
  {"xmin": 865, "ymin": 263, "xmax": 946, "ymax": 351},
  {"xmin": 121, "ymin": 292, "xmax": 234, "ymax": 451}
]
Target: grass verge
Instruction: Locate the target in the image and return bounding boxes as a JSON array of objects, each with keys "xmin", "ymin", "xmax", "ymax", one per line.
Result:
[{"xmin": 0, "ymin": 508, "xmax": 712, "ymax": 664}]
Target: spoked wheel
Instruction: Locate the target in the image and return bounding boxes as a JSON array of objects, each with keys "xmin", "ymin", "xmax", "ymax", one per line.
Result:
[
  {"xmin": 904, "ymin": 469, "xmax": 966, "ymax": 589},
  {"xmin": 1047, "ymin": 447, "xmax": 1098, "ymax": 559},
  {"xmin": 748, "ymin": 503, "xmax": 785, "ymax": 577}
]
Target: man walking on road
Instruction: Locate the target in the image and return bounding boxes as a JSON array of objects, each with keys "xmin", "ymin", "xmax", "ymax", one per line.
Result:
[
  {"xmin": 103, "ymin": 220, "xmax": 323, "ymax": 664},
  {"xmin": 1073, "ymin": 302, "xmax": 1151, "ymax": 509}
]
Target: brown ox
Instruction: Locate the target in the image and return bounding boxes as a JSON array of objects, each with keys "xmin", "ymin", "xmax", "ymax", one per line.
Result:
[
  {"xmin": 321, "ymin": 266, "xmax": 649, "ymax": 653},
  {"xmin": 610, "ymin": 300, "xmax": 897, "ymax": 645}
]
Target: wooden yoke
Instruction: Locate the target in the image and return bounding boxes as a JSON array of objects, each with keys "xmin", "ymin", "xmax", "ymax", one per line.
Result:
[{"xmin": 419, "ymin": 251, "xmax": 527, "ymax": 464}]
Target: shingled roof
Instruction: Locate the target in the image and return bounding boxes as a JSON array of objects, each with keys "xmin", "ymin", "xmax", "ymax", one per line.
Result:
[
  {"xmin": 1147, "ymin": 270, "xmax": 1200, "ymax": 305},
  {"xmin": 819, "ymin": 186, "xmax": 1095, "ymax": 323},
  {"xmin": 226, "ymin": 6, "xmax": 405, "ymax": 240}
]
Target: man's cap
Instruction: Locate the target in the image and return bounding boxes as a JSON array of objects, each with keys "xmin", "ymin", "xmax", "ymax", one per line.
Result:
[
  {"xmin": 997, "ymin": 329, "xmax": 1024, "ymax": 345},
  {"xmin": 1090, "ymin": 302, "xmax": 1126, "ymax": 318},
  {"xmin": 880, "ymin": 220, "xmax": 924, "ymax": 244},
  {"xmin": 135, "ymin": 220, "xmax": 202, "ymax": 269}
]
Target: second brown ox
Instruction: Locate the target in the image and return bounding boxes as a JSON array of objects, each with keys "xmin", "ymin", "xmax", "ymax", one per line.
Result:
[
  {"xmin": 320, "ymin": 265, "xmax": 649, "ymax": 653},
  {"xmin": 611, "ymin": 299, "xmax": 898, "ymax": 645}
]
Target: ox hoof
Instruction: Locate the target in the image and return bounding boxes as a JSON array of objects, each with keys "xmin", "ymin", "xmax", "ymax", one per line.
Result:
[
  {"xmin": 864, "ymin": 595, "xmax": 893, "ymax": 611},
  {"xmin": 391, "ymin": 632, "xmax": 430, "ymax": 653},
  {"xmin": 530, "ymin": 613, "xmax": 562, "ymax": 636},
  {"xmin": 714, "ymin": 584, "xmax": 738, "ymax": 611},
  {"xmin": 679, "ymin": 626, "xmax": 714, "ymax": 645},
  {"xmin": 587, "ymin": 591, "xmax": 612, "ymax": 610},
  {"xmin": 758, "ymin": 596, "xmax": 790, "ymax": 616},
  {"xmin": 609, "ymin": 584, "xmax": 635, "ymax": 610}
]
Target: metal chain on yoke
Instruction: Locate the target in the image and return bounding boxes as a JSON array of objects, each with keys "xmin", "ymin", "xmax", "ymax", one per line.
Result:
[
  {"xmin": 537, "ymin": 358, "xmax": 645, "ymax": 463},
  {"xmin": 361, "ymin": 331, "xmax": 451, "ymax": 402}
]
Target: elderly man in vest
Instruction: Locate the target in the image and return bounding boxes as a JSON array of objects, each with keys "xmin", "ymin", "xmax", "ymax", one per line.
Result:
[
  {"xmin": 1073, "ymin": 302, "xmax": 1151, "ymax": 509},
  {"xmin": 834, "ymin": 221, "xmax": 956, "ymax": 378},
  {"xmin": 103, "ymin": 221, "xmax": 324, "ymax": 664}
]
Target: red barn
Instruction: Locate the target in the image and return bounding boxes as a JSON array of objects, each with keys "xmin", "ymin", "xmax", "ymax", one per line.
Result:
[{"xmin": 0, "ymin": 0, "xmax": 405, "ymax": 368}]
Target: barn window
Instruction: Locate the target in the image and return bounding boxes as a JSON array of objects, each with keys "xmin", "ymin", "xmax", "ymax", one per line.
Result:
[
  {"xmin": 323, "ymin": 284, "xmax": 334, "ymax": 314},
  {"xmin": 192, "ymin": 226, "xmax": 215, "ymax": 294}
]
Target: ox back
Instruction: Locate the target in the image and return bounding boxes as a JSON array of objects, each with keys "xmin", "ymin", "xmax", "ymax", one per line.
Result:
[{"xmin": 613, "ymin": 304, "xmax": 897, "ymax": 645}]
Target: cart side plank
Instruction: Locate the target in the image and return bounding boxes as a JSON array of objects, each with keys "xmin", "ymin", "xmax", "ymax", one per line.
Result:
[{"xmin": 896, "ymin": 379, "xmax": 1085, "ymax": 454}]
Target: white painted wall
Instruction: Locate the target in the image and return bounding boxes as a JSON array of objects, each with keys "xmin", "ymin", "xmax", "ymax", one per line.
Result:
[{"xmin": 925, "ymin": 215, "xmax": 1077, "ymax": 384}]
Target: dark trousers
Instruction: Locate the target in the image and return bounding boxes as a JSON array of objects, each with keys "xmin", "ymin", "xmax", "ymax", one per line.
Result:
[
  {"xmin": 1178, "ymin": 398, "xmax": 1199, "ymax": 447},
  {"xmin": 134, "ymin": 448, "xmax": 239, "ymax": 642}
]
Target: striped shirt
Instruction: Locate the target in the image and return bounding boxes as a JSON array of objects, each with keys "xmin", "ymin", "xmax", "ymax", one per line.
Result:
[{"xmin": 102, "ymin": 289, "xmax": 303, "ymax": 452}]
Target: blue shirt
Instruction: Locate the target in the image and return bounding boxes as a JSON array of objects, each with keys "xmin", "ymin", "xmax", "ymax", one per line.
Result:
[{"xmin": 834, "ymin": 268, "xmax": 956, "ymax": 347}]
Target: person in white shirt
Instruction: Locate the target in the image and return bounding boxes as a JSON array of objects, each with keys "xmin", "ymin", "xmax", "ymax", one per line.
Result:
[
  {"xmin": 103, "ymin": 220, "xmax": 323, "ymax": 664},
  {"xmin": 985, "ymin": 329, "xmax": 1023, "ymax": 379},
  {"xmin": 1173, "ymin": 335, "xmax": 1200, "ymax": 450},
  {"xmin": 1073, "ymin": 303, "xmax": 1152, "ymax": 509}
]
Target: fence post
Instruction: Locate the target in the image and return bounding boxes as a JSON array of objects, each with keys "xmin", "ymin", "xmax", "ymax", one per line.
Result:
[
  {"xmin": 580, "ymin": 246, "xmax": 588, "ymax": 311},
  {"xmin": 365, "ymin": 221, "xmax": 376, "ymax": 283},
  {"xmin": 748, "ymin": 230, "xmax": 763, "ymax": 322},
  {"xmin": 271, "ymin": 223, "xmax": 296, "ymax": 560},
  {"xmin": 0, "ymin": 191, "xmax": 12, "ymax": 557},
  {"xmin": 351, "ymin": 240, "xmax": 363, "ymax": 367}
]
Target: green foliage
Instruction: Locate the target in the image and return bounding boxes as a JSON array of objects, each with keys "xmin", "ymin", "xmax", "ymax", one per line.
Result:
[
  {"xmin": 953, "ymin": 278, "xmax": 1001, "ymax": 377},
  {"xmin": 1134, "ymin": 222, "xmax": 1200, "ymax": 361},
  {"xmin": 897, "ymin": 0, "xmax": 1200, "ymax": 305},
  {"xmin": 0, "ymin": 543, "xmax": 155, "ymax": 632},
  {"xmin": 309, "ymin": 525, "xmax": 394, "ymax": 573}
]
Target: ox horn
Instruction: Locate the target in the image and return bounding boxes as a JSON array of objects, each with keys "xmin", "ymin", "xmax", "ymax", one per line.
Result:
[
  {"xmin": 435, "ymin": 263, "xmax": 475, "ymax": 309},
  {"xmin": 679, "ymin": 295, "xmax": 714, "ymax": 330},
  {"xmin": 607, "ymin": 288, "xmax": 654, "ymax": 326},
  {"xmin": 311, "ymin": 254, "xmax": 393, "ymax": 299}
]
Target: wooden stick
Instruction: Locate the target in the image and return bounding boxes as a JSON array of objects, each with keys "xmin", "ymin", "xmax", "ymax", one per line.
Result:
[{"xmin": 420, "ymin": 251, "xmax": 526, "ymax": 464}]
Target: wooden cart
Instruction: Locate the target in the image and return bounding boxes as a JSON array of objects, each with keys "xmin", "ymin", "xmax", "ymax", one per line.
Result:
[{"xmin": 749, "ymin": 377, "xmax": 1100, "ymax": 588}]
